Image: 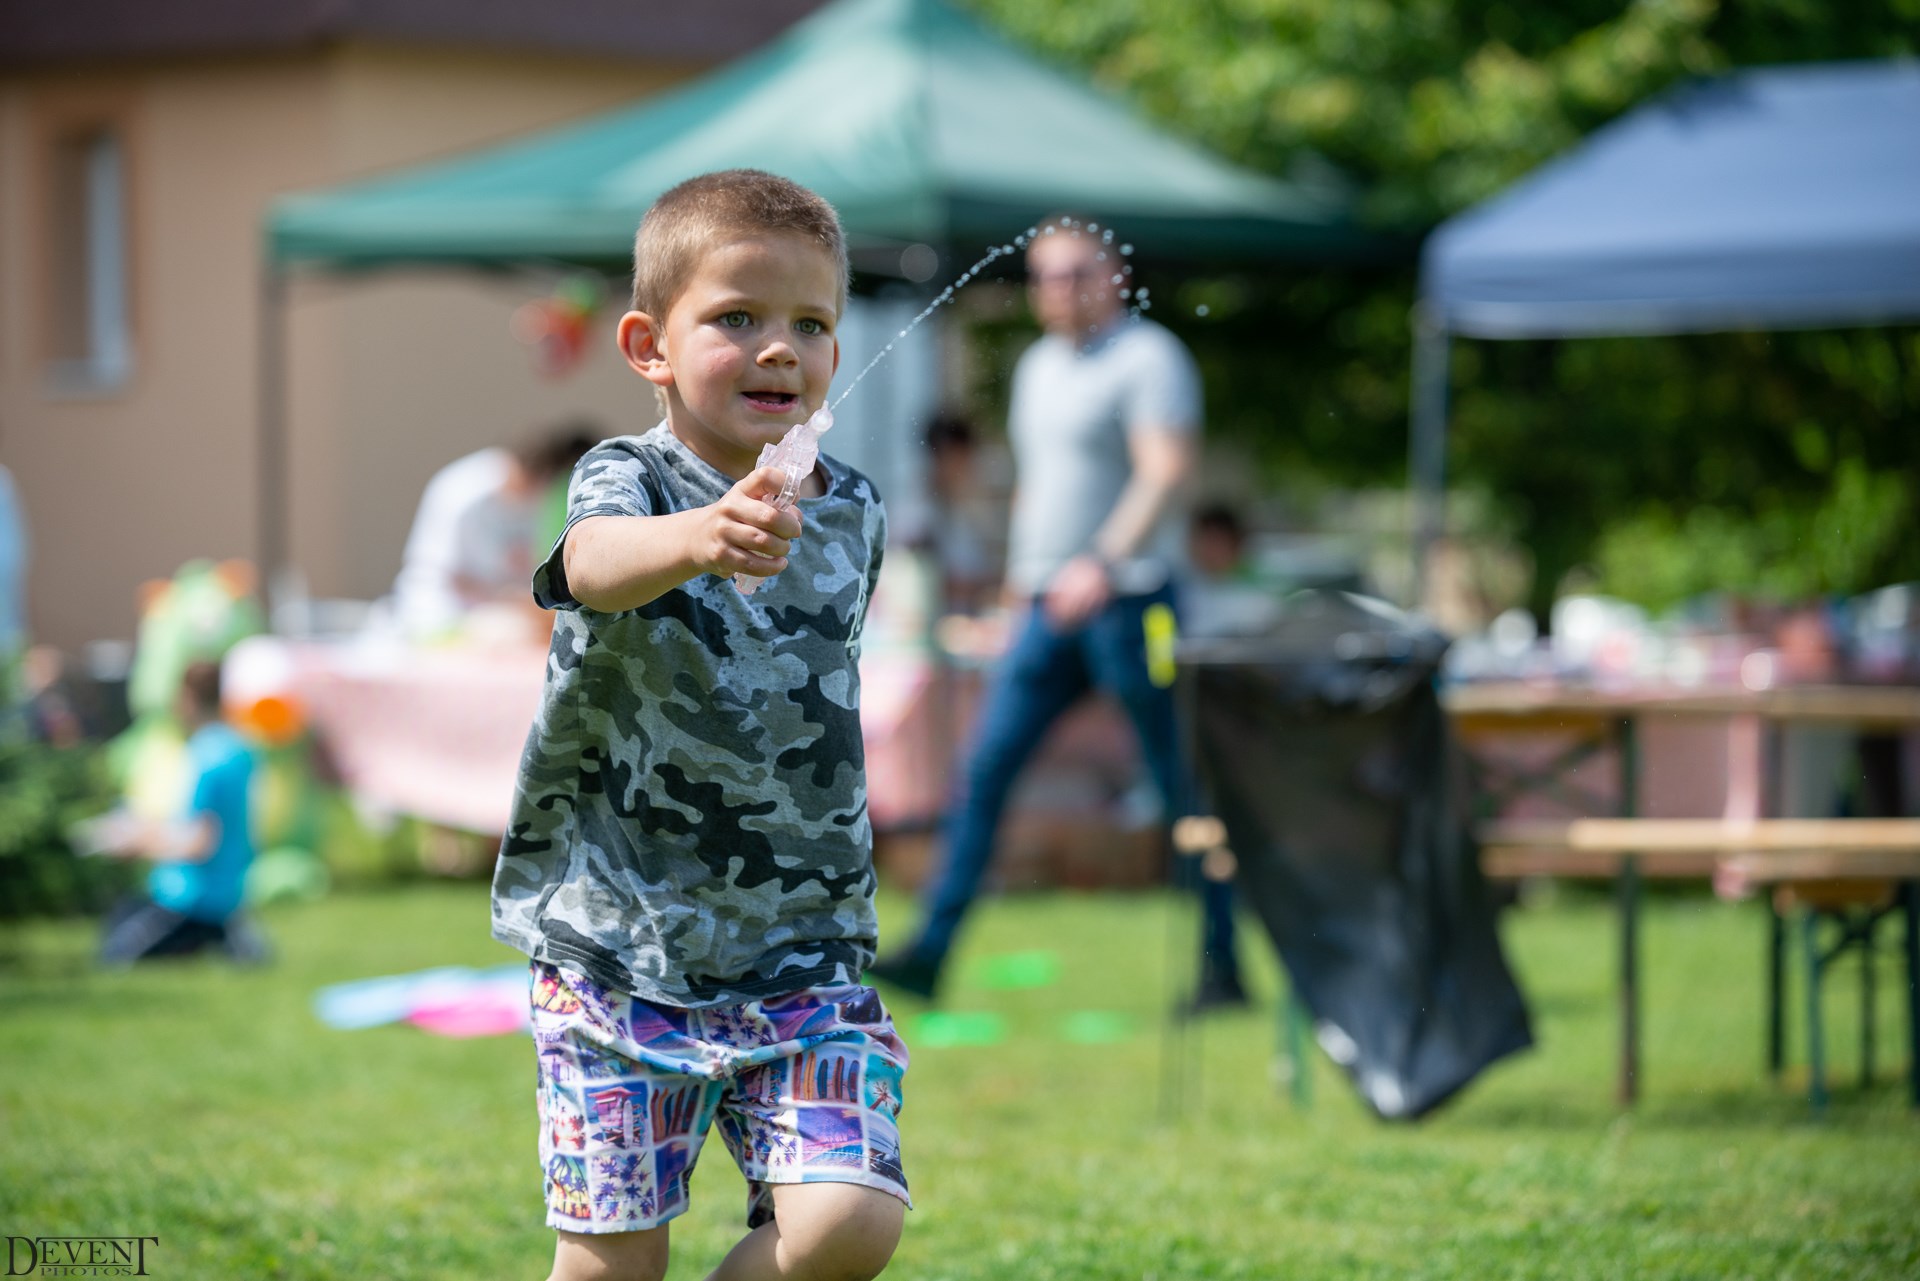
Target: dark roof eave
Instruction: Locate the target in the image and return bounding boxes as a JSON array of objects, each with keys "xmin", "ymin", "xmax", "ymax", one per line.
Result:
[{"xmin": 0, "ymin": 0, "xmax": 829, "ymax": 71}]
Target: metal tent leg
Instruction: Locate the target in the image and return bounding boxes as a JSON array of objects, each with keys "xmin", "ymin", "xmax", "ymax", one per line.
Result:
[
  {"xmin": 1618, "ymin": 854, "xmax": 1641, "ymax": 1107},
  {"xmin": 1280, "ymin": 974, "xmax": 1311, "ymax": 1110}
]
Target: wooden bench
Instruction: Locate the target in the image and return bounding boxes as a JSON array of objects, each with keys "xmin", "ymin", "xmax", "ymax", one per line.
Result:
[
  {"xmin": 1475, "ymin": 817, "xmax": 1920, "ymax": 1109},
  {"xmin": 1480, "ymin": 816, "xmax": 1920, "ymax": 856},
  {"xmin": 1481, "ymin": 818, "xmax": 1920, "ymax": 877}
]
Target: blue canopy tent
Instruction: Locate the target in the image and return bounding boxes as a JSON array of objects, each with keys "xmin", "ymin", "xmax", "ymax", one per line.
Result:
[
  {"xmin": 1410, "ymin": 60, "xmax": 1920, "ymax": 1108},
  {"xmin": 1410, "ymin": 60, "xmax": 1920, "ymax": 586}
]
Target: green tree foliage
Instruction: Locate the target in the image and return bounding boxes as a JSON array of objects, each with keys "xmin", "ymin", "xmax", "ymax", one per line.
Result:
[
  {"xmin": 0, "ymin": 725, "xmax": 124, "ymax": 920},
  {"xmin": 963, "ymin": 0, "xmax": 1920, "ymax": 613}
]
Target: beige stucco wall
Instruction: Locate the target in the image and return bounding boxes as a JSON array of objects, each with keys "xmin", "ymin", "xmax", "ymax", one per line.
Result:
[
  {"xmin": 0, "ymin": 57, "xmax": 335, "ymax": 651},
  {"xmin": 0, "ymin": 44, "xmax": 696, "ymax": 649},
  {"xmin": 294, "ymin": 45, "xmax": 693, "ymax": 604}
]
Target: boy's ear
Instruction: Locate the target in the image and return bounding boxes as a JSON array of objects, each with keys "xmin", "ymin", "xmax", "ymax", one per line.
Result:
[{"xmin": 618, "ymin": 311, "xmax": 673, "ymax": 389}]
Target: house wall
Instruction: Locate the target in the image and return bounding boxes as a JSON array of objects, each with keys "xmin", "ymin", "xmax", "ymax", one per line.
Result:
[
  {"xmin": 290, "ymin": 44, "xmax": 693, "ymax": 605},
  {"xmin": 0, "ymin": 44, "xmax": 697, "ymax": 649},
  {"xmin": 0, "ymin": 56, "xmax": 333, "ymax": 651}
]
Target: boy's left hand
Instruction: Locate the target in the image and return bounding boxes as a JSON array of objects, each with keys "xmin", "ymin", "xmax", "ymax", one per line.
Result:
[{"xmin": 695, "ymin": 466, "xmax": 806, "ymax": 580}]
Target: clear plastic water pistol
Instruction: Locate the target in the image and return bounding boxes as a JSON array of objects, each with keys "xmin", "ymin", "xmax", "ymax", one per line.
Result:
[{"xmin": 733, "ymin": 404, "xmax": 833, "ymax": 595}]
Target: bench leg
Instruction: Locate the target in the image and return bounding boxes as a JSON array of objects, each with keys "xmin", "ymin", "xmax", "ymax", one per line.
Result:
[
  {"xmin": 1619, "ymin": 853, "xmax": 1641, "ymax": 1107},
  {"xmin": 1905, "ymin": 881, "xmax": 1919, "ymax": 1110},
  {"xmin": 1861, "ymin": 910, "xmax": 1877, "ymax": 1090},
  {"xmin": 1768, "ymin": 898, "xmax": 1786, "ymax": 1079},
  {"xmin": 1804, "ymin": 911, "xmax": 1827, "ymax": 1114}
]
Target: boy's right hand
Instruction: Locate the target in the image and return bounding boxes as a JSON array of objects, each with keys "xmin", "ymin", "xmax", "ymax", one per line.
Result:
[{"xmin": 691, "ymin": 466, "xmax": 806, "ymax": 581}]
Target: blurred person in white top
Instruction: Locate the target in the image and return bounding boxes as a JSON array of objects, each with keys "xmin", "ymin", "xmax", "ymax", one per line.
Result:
[{"xmin": 392, "ymin": 427, "xmax": 595, "ymax": 639}]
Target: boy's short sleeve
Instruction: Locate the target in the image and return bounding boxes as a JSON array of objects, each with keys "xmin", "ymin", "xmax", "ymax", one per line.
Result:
[
  {"xmin": 860, "ymin": 505, "xmax": 887, "ymax": 645},
  {"xmin": 533, "ymin": 441, "xmax": 656, "ymax": 610}
]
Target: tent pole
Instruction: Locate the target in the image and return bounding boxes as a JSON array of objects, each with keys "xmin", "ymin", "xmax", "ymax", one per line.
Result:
[
  {"xmin": 1407, "ymin": 310, "xmax": 1450, "ymax": 609},
  {"xmin": 257, "ymin": 260, "xmax": 289, "ymax": 613}
]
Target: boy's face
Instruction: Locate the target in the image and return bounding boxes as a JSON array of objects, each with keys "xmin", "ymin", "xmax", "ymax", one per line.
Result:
[{"xmin": 620, "ymin": 233, "xmax": 841, "ymax": 479}]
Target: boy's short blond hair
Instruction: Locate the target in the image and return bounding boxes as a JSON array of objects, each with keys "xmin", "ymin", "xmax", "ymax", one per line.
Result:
[{"xmin": 631, "ymin": 169, "xmax": 850, "ymax": 318}]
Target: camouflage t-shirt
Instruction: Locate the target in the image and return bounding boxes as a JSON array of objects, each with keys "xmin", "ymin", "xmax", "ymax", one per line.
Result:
[{"xmin": 490, "ymin": 423, "xmax": 887, "ymax": 1008}]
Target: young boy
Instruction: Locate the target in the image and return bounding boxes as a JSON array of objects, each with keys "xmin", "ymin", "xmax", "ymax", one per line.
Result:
[
  {"xmin": 490, "ymin": 170, "xmax": 906, "ymax": 1281},
  {"xmin": 93, "ymin": 660, "xmax": 267, "ymax": 965}
]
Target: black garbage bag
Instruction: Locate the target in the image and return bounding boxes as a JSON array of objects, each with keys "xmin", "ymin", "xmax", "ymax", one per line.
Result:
[{"xmin": 1179, "ymin": 591, "xmax": 1533, "ymax": 1119}]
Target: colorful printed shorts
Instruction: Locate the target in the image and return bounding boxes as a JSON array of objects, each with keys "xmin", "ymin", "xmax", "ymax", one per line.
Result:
[{"xmin": 530, "ymin": 961, "xmax": 910, "ymax": 1234}]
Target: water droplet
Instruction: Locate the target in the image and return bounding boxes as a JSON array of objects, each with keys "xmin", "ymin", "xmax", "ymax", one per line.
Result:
[
  {"xmin": 1111, "ymin": 274, "xmax": 1125, "ymax": 285},
  {"xmin": 1002, "ymin": 244, "xmax": 1014, "ymax": 254},
  {"xmin": 1026, "ymin": 227, "xmax": 1038, "ymax": 238},
  {"xmin": 1087, "ymin": 222, "xmax": 1099, "ymax": 233},
  {"xmin": 1119, "ymin": 288, "xmax": 1132, "ymax": 299},
  {"xmin": 1043, "ymin": 225, "xmax": 1055, "ymax": 235},
  {"xmin": 1195, "ymin": 304, "xmax": 1210, "ymax": 317},
  {"xmin": 1137, "ymin": 287, "xmax": 1150, "ymax": 297},
  {"xmin": 1120, "ymin": 244, "xmax": 1133, "ymax": 255}
]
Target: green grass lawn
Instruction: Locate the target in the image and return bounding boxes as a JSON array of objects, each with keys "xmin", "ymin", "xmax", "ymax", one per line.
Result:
[{"xmin": 3, "ymin": 883, "xmax": 1916, "ymax": 1279}]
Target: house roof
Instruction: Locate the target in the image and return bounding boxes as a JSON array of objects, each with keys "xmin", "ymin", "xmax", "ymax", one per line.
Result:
[{"xmin": 0, "ymin": 0, "xmax": 829, "ymax": 69}]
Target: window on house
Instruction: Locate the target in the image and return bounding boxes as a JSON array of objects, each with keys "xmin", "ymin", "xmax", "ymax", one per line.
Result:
[{"xmin": 47, "ymin": 127, "xmax": 133, "ymax": 390}]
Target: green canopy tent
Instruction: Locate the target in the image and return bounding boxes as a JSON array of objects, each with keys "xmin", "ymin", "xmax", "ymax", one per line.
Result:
[
  {"xmin": 257, "ymin": 0, "xmax": 1377, "ymax": 579},
  {"xmin": 266, "ymin": 0, "xmax": 1366, "ymax": 271}
]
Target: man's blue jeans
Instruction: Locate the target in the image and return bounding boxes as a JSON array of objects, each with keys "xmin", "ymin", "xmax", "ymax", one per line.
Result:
[{"xmin": 907, "ymin": 586, "xmax": 1239, "ymax": 974}]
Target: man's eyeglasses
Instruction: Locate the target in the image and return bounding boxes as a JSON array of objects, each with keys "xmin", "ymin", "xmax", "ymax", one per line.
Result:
[{"xmin": 1029, "ymin": 265, "xmax": 1100, "ymax": 287}]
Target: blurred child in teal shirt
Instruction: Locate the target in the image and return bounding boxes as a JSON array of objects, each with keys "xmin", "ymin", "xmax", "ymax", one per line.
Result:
[{"xmin": 94, "ymin": 660, "xmax": 266, "ymax": 964}]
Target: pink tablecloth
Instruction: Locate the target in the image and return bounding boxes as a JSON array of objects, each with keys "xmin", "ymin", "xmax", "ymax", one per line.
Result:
[
  {"xmin": 275, "ymin": 640, "xmax": 951, "ymax": 835},
  {"xmin": 859, "ymin": 655, "xmax": 944, "ymax": 830},
  {"xmin": 281, "ymin": 641, "xmax": 546, "ymax": 833}
]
